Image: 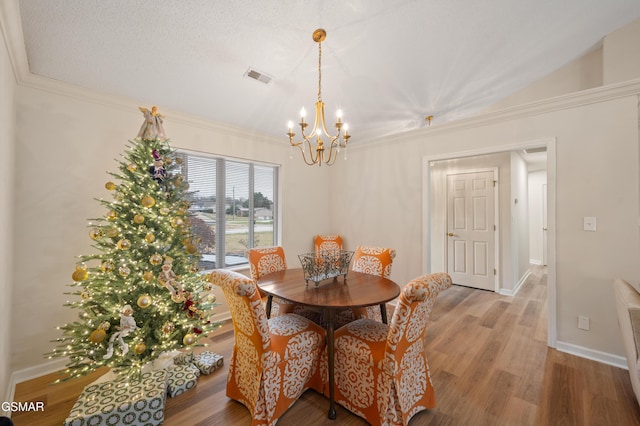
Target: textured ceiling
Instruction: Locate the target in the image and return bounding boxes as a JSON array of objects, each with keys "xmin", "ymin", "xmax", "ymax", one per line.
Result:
[{"xmin": 16, "ymin": 0, "xmax": 640, "ymax": 144}]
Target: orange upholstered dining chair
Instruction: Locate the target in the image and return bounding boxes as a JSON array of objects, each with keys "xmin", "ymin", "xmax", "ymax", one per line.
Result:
[
  {"xmin": 246, "ymin": 246, "xmax": 296, "ymax": 317},
  {"xmin": 314, "ymin": 234, "xmax": 343, "ymax": 252},
  {"xmin": 246, "ymin": 246, "xmax": 321, "ymax": 322},
  {"xmin": 330, "ymin": 272, "xmax": 452, "ymax": 426},
  {"xmin": 336, "ymin": 245, "xmax": 397, "ymax": 324},
  {"xmin": 210, "ymin": 269, "xmax": 326, "ymax": 426}
]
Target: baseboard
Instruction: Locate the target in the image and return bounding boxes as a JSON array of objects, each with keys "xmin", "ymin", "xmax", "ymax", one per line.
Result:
[
  {"xmin": 498, "ymin": 269, "xmax": 532, "ymax": 296},
  {"xmin": 11, "ymin": 358, "xmax": 68, "ymax": 387},
  {"xmin": 556, "ymin": 340, "xmax": 627, "ymax": 369},
  {"xmin": 4, "ymin": 358, "xmax": 68, "ymax": 418}
]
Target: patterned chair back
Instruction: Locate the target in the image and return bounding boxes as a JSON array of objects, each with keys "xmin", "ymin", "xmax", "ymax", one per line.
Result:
[
  {"xmin": 314, "ymin": 234, "xmax": 343, "ymax": 252},
  {"xmin": 352, "ymin": 245, "xmax": 396, "ymax": 278},
  {"xmin": 246, "ymin": 246, "xmax": 287, "ymax": 281},
  {"xmin": 210, "ymin": 269, "xmax": 270, "ymax": 360},
  {"xmin": 386, "ymin": 273, "xmax": 452, "ymax": 402}
]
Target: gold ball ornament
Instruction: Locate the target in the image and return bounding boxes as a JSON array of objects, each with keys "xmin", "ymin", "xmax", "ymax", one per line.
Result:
[
  {"xmin": 89, "ymin": 228, "xmax": 103, "ymax": 240},
  {"xmin": 118, "ymin": 266, "xmax": 131, "ymax": 277},
  {"xmin": 116, "ymin": 239, "xmax": 131, "ymax": 250},
  {"xmin": 162, "ymin": 322, "xmax": 175, "ymax": 334},
  {"xmin": 100, "ymin": 260, "xmax": 115, "ymax": 272},
  {"xmin": 127, "ymin": 163, "xmax": 138, "ymax": 172},
  {"xmin": 105, "ymin": 181, "xmax": 116, "ymax": 190},
  {"xmin": 182, "ymin": 333, "xmax": 196, "ymax": 346},
  {"xmin": 80, "ymin": 291, "xmax": 91, "ymax": 301},
  {"xmin": 106, "ymin": 227, "xmax": 119, "ymax": 238},
  {"xmin": 149, "ymin": 253, "xmax": 163, "ymax": 266},
  {"xmin": 89, "ymin": 329, "xmax": 106, "ymax": 344},
  {"xmin": 142, "ymin": 270, "xmax": 154, "ymax": 282},
  {"xmin": 141, "ymin": 195, "xmax": 156, "ymax": 208},
  {"xmin": 137, "ymin": 294, "xmax": 152, "ymax": 308},
  {"xmin": 106, "ymin": 210, "xmax": 118, "ymax": 221},
  {"xmin": 206, "ymin": 294, "xmax": 217, "ymax": 304},
  {"xmin": 145, "ymin": 232, "xmax": 155, "ymax": 243},
  {"xmin": 170, "ymin": 217, "xmax": 184, "ymax": 228},
  {"xmin": 175, "ymin": 157, "xmax": 183, "ymax": 165},
  {"xmin": 134, "ymin": 343, "xmax": 147, "ymax": 355},
  {"xmin": 159, "ymin": 207, "xmax": 170, "ymax": 216},
  {"xmin": 72, "ymin": 264, "xmax": 88, "ymax": 282},
  {"xmin": 133, "ymin": 214, "xmax": 145, "ymax": 224}
]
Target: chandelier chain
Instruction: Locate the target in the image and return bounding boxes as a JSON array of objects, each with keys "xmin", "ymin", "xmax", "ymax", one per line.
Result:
[{"xmin": 317, "ymin": 41, "xmax": 322, "ymax": 102}]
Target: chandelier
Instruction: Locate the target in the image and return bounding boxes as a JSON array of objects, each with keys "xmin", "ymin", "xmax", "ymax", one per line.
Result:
[{"xmin": 287, "ymin": 29, "xmax": 350, "ymax": 166}]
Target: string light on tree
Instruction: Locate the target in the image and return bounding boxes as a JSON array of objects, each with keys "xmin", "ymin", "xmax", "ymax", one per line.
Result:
[{"xmin": 46, "ymin": 107, "xmax": 221, "ymax": 381}]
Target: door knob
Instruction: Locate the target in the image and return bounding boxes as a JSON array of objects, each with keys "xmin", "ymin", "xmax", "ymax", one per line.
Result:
[{"xmin": 447, "ymin": 232, "xmax": 454, "ymax": 237}]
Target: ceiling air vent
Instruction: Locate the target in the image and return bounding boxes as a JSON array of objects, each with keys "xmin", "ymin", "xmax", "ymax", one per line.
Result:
[{"xmin": 244, "ymin": 68, "xmax": 272, "ymax": 85}]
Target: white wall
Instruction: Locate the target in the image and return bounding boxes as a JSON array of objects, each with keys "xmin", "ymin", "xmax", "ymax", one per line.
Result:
[
  {"xmin": 528, "ymin": 170, "xmax": 547, "ymax": 265},
  {"xmin": 0, "ymin": 11, "xmax": 16, "ymax": 409}
]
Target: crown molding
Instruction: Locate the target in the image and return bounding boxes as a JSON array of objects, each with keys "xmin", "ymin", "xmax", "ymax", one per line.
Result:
[
  {"xmin": 355, "ymin": 78, "xmax": 640, "ymax": 151},
  {"xmin": 0, "ymin": 0, "xmax": 28, "ymax": 84}
]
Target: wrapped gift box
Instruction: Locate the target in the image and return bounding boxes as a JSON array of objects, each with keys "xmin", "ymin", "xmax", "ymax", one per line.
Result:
[
  {"xmin": 166, "ymin": 364, "xmax": 199, "ymax": 397},
  {"xmin": 64, "ymin": 369, "xmax": 168, "ymax": 426},
  {"xmin": 193, "ymin": 351, "xmax": 224, "ymax": 375},
  {"xmin": 173, "ymin": 352, "xmax": 195, "ymax": 366}
]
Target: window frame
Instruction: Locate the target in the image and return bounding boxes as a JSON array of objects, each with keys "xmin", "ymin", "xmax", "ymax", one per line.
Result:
[{"xmin": 176, "ymin": 148, "xmax": 279, "ymax": 271}]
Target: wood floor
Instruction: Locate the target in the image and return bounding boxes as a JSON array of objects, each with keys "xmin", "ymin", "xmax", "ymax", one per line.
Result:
[{"xmin": 11, "ymin": 265, "xmax": 640, "ymax": 425}]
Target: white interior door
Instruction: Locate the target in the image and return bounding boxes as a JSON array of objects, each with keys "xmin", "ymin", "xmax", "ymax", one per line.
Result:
[{"xmin": 447, "ymin": 171, "xmax": 496, "ymax": 291}]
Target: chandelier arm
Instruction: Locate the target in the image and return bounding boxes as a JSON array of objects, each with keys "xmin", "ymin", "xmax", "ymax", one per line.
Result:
[
  {"xmin": 293, "ymin": 140, "xmax": 319, "ymax": 166},
  {"xmin": 323, "ymin": 139, "xmax": 339, "ymax": 165}
]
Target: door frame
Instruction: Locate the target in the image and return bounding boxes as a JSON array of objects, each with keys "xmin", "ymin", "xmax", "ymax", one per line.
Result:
[
  {"xmin": 445, "ymin": 167, "xmax": 499, "ymax": 292},
  {"xmin": 422, "ymin": 137, "xmax": 557, "ymax": 348}
]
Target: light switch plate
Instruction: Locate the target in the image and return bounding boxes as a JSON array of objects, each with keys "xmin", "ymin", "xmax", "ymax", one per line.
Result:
[{"xmin": 583, "ymin": 217, "xmax": 596, "ymax": 231}]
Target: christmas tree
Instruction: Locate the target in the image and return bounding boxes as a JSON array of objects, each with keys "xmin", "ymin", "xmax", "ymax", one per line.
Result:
[{"xmin": 47, "ymin": 107, "xmax": 220, "ymax": 380}]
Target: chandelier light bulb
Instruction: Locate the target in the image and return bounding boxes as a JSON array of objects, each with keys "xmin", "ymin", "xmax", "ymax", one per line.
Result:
[{"xmin": 300, "ymin": 107, "xmax": 306, "ymax": 119}]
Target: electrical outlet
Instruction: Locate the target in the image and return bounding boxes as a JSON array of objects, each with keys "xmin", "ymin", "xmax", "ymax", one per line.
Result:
[{"xmin": 578, "ymin": 315, "xmax": 590, "ymax": 331}]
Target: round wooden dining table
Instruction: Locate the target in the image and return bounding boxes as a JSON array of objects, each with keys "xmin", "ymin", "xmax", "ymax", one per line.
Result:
[{"xmin": 258, "ymin": 268, "xmax": 401, "ymax": 420}]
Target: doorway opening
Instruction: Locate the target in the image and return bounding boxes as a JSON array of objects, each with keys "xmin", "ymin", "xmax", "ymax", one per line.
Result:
[{"xmin": 422, "ymin": 138, "xmax": 557, "ymax": 348}]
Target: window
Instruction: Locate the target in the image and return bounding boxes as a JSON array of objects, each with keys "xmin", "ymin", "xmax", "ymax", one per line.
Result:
[{"xmin": 175, "ymin": 150, "xmax": 278, "ymax": 270}]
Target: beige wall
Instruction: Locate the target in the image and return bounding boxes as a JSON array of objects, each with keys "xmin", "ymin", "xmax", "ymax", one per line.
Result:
[
  {"xmin": 330, "ymin": 91, "xmax": 640, "ymax": 359},
  {"xmin": 0, "ymin": 12, "xmax": 16, "ymax": 408},
  {"xmin": 11, "ymin": 81, "xmax": 332, "ymax": 373},
  {"xmin": 604, "ymin": 18, "xmax": 640, "ymax": 84}
]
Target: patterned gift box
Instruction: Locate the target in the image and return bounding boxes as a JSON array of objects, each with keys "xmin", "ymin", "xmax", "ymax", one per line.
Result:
[
  {"xmin": 166, "ymin": 364, "xmax": 199, "ymax": 397},
  {"xmin": 193, "ymin": 351, "xmax": 224, "ymax": 375},
  {"xmin": 64, "ymin": 369, "xmax": 168, "ymax": 426},
  {"xmin": 173, "ymin": 352, "xmax": 195, "ymax": 366}
]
